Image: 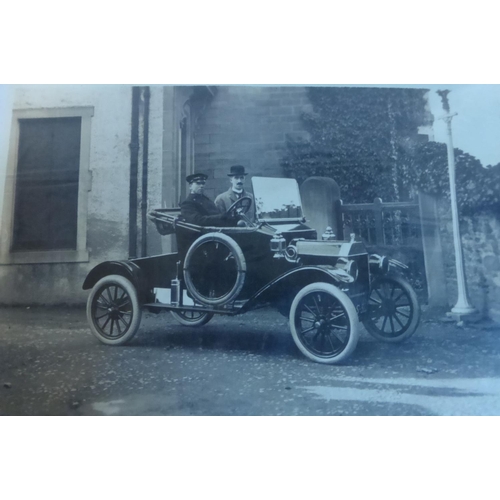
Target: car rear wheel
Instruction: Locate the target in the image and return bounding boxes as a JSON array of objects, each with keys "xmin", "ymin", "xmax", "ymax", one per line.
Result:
[
  {"xmin": 363, "ymin": 274, "xmax": 420, "ymax": 342},
  {"xmin": 86, "ymin": 275, "xmax": 142, "ymax": 345},
  {"xmin": 289, "ymin": 282, "xmax": 359, "ymax": 364},
  {"xmin": 170, "ymin": 310, "xmax": 214, "ymax": 326}
]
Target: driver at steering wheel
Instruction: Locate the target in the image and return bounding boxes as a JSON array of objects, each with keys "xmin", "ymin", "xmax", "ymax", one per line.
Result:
[
  {"xmin": 180, "ymin": 173, "xmax": 236, "ymax": 227},
  {"xmin": 215, "ymin": 165, "xmax": 255, "ymax": 222}
]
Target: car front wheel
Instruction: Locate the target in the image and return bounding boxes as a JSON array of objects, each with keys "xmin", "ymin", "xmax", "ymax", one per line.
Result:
[
  {"xmin": 289, "ymin": 282, "xmax": 360, "ymax": 364},
  {"xmin": 86, "ymin": 274, "xmax": 142, "ymax": 345}
]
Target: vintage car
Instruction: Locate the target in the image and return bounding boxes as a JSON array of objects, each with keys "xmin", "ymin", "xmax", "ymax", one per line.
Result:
[{"xmin": 83, "ymin": 177, "xmax": 420, "ymax": 364}]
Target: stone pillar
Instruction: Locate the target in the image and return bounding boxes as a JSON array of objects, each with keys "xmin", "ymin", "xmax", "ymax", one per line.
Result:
[
  {"xmin": 418, "ymin": 191, "xmax": 449, "ymax": 310},
  {"xmin": 145, "ymin": 86, "xmax": 166, "ymax": 257},
  {"xmin": 160, "ymin": 86, "xmax": 179, "ymax": 254}
]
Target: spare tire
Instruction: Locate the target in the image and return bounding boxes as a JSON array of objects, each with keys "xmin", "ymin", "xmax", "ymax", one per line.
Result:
[{"xmin": 183, "ymin": 232, "xmax": 246, "ymax": 306}]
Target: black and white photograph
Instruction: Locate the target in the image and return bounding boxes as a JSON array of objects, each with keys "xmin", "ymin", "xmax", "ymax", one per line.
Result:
[
  {"xmin": 1, "ymin": 3, "xmax": 498, "ymax": 499},
  {"xmin": 1, "ymin": 83, "xmax": 499, "ymax": 417}
]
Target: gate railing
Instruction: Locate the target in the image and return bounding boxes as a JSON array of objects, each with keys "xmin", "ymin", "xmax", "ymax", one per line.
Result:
[
  {"xmin": 339, "ymin": 197, "xmax": 422, "ymax": 249},
  {"xmin": 339, "ymin": 196, "xmax": 426, "ymax": 300}
]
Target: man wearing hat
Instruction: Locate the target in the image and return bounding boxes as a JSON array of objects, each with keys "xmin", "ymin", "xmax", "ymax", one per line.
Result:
[
  {"xmin": 180, "ymin": 173, "xmax": 234, "ymax": 226},
  {"xmin": 215, "ymin": 165, "xmax": 255, "ymax": 221}
]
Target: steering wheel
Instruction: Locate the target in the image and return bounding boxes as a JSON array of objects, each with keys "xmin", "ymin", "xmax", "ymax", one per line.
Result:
[{"xmin": 226, "ymin": 196, "xmax": 252, "ymax": 217}]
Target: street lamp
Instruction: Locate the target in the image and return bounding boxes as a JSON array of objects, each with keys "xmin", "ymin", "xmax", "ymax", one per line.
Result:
[{"xmin": 437, "ymin": 90, "xmax": 476, "ymax": 318}]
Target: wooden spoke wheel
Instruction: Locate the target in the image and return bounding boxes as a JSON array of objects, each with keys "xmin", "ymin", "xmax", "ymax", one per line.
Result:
[
  {"xmin": 86, "ymin": 275, "xmax": 142, "ymax": 345},
  {"xmin": 170, "ymin": 310, "xmax": 214, "ymax": 326},
  {"xmin": 363, "ymin": 274, "xmax": 420, "ymax": 342},
  {"xmin": 289, "ymin": 282, "xmax": 359, "ymax": 364}
]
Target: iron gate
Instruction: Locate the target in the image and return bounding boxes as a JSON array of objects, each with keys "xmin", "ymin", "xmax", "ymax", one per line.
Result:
[{"xmin": 338, "ymin": 197, "xmax": 427, "ymax": 301}]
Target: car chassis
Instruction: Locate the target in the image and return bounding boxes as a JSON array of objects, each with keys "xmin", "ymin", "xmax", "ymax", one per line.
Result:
[{"xmin": 83, "ymin": 177, "xmax": 420, "ymax": 364}]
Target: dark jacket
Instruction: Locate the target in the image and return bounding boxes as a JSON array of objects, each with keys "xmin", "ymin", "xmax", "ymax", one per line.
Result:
[
  {"xmin": 215, "ymin": 188, "xmax": 255, "ymax": 221},
  {"xmin": 180, "ymin": 193, "xmax": 233, "ymax": 227}
]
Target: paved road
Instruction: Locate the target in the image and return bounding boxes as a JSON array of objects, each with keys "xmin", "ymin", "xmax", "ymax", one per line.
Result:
[{"xmin": 0, "ymin": 306, "xmax": 499, "ymax": 415}]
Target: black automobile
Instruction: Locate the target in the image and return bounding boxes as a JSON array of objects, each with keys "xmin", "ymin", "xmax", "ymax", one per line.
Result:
[{"xmin": 83, "ymin": 177, "xmax": 420, "ymax": 364}]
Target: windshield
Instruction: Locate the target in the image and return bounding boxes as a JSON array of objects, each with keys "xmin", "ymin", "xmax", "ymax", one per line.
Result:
[{"xmin": 252, "ymin": 177, "xmax": 303, "ymax": 221}]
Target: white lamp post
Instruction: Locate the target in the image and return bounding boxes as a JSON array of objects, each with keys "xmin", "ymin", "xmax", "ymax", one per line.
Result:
[{"xmin": 437, "ymin": 90, "xmax": 476, "ymax": 317}]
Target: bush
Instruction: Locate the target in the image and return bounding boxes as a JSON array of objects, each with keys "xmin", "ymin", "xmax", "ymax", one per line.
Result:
[
  {"xmin": 281, "ymin": 86, "xmax": 430, "ymax": 203},
  {"xmin": 406, "ymin": 141, "xmax": 500, "ymax": 215},
  {"xmin": 281, "ymin": 86, "xmax": 500, "ymax": 216}
]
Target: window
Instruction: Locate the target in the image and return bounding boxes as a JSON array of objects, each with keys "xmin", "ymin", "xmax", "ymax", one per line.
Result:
[
  {"xmin": 13, "ymin": 117, "xmax": 81, "ymax": 251},
  {"xmin": 0, "ymin": 107, "xmax": 93, "ymax": 264}
]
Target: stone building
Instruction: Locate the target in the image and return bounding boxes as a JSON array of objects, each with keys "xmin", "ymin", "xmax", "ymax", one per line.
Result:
[
  {"xmin": 5, "ymin": 84, "xmax": 497, "ymax": 323},
  {"xmin": 0, "ymin": 85, "xmax": 315, "ymax": 305}
]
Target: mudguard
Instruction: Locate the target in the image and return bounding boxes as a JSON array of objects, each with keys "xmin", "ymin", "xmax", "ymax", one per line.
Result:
[
  {"xmin": 82, "ymin": 260, "xmax": 149, "ymax": 302},
  {"xmin": 240, "ymin": 265, "xmax": 351, "ymax": 313}
]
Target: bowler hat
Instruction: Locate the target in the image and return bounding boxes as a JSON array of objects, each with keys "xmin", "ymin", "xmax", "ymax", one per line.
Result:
[
  {"xmin": 186, "ymin": 172, "xmax": 208, "ymax": 183},
  {"xmin": 227, "ymin": 165, "xmax": 248, "ymax": 177}
]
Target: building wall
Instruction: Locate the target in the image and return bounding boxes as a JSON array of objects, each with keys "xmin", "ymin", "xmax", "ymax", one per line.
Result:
[
  {"xmin": 0, "ymin": 85, "xmax": 202, "ymax": 304},
  {"xmin": 157, "ymin": 86, "xmax": 197, "ymax": 254},
  {"xmin": 0, "ymin": 85, "xmax": 164, "ymax": 305},
  {"xmin": 437, "ymin": 201, "xmax": 500, "ymax": 322},
  {"xmin": 129, "ymin": 85, "xmax": 166, "ymax": 258},
  {"xmin": 144, "ymin": 86, "xmax": 166, "ymax": 257},
  {"xmin": 0, "ymin": 85, "xmax": 14, "ymax": 228},
  {"xmin": 194, "ymin": 86, "xmax": 312, "ymax": 200}
]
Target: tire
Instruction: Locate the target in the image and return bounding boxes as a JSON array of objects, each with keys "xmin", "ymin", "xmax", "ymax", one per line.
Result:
[
  {"xmin": 289, "ymin": 282, "xmax": 360, "ymax": 364},
  {"xmin": 183, "ymin": 232, "xmax": 246, "ymax": 306},
  {"xmin": 170, "ymin": 310, "xmax": 214, "ymax": 326},
  {"xmin": 86, "ymin": 274, "xmax": 142, "ymax": 345},
  {"xmin": 363, "ymin": 274, "xmax": 420, "ymax": 343}
]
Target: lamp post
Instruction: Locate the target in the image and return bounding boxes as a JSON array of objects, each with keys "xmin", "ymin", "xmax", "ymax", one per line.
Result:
[{"xmin": 437, "ymin": 90, "xmax": 476, "ymax": 317}]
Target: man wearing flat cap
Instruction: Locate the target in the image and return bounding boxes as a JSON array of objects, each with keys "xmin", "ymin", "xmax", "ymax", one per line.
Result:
[
  {"xmin": 180, "ymin": 173, "xmax": 234, "ymax": 226},
  {"xmin": 215, "ymin": 165, "xmax": 255, "ymax": 221}
]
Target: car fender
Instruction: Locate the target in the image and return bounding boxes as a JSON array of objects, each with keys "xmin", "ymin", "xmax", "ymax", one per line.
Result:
[
  {"xmin": 241, "ymin": 265, "xmax": 349, "ymax": 312},
  {"xmin": 82, "ymin": 261, "xmax": 148, "ymax": 301}
]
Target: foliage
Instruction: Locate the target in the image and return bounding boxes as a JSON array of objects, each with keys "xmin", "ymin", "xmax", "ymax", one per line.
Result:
[
  {"xmin": 281, "ymin": 87, "xmax": 430, "ymax": 203},
  {"xmin": 281, "ymin": 86, "xmax": 500, "ymax": 215},
  {"xmin": 406, "ymin": 141, "xmax": 500, "ymax": 215}
]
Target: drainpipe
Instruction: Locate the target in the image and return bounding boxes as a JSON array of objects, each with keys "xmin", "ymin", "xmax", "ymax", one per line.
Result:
[
  {"xmin": 129, "ymin": 86, "xmax": 140, "ymax": 259},
  {"xmin": 141, "ymin": 86, "xmax": 150, "ymax": 257}
]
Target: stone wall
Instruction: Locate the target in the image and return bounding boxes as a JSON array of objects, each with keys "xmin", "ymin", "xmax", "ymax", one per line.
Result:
[
  {"xmin": 437, "ymin": 199, "xmax": 500, "ymax": 322},
  {"xmin": 0, "ymin": 85, "xmax": 131, "ymax": 304},
  {"xmin": 0, "ymin": 85, "xmax": 165, "ymax": 305},
  {"xmin": 194, "ymin": 86, "xmax": 312, "ymax": 200},
  {"xmin": 0, "ymin": 86, "xmax": 14, "ymax": 227}
]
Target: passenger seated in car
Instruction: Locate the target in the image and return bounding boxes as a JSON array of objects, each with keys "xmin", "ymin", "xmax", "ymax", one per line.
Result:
[
  {"xmin": 180, "ymin": 173, "xmax": 235, "ymax": 227},
  {"xmin": 215, "ymin": 165, "xmax": 255, "ymax": 222}
]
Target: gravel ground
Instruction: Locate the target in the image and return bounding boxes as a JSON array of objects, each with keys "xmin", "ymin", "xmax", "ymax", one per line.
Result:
[{"xmin": 0, "ymin": 306, "xmax": 499, "ymax": 415}]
